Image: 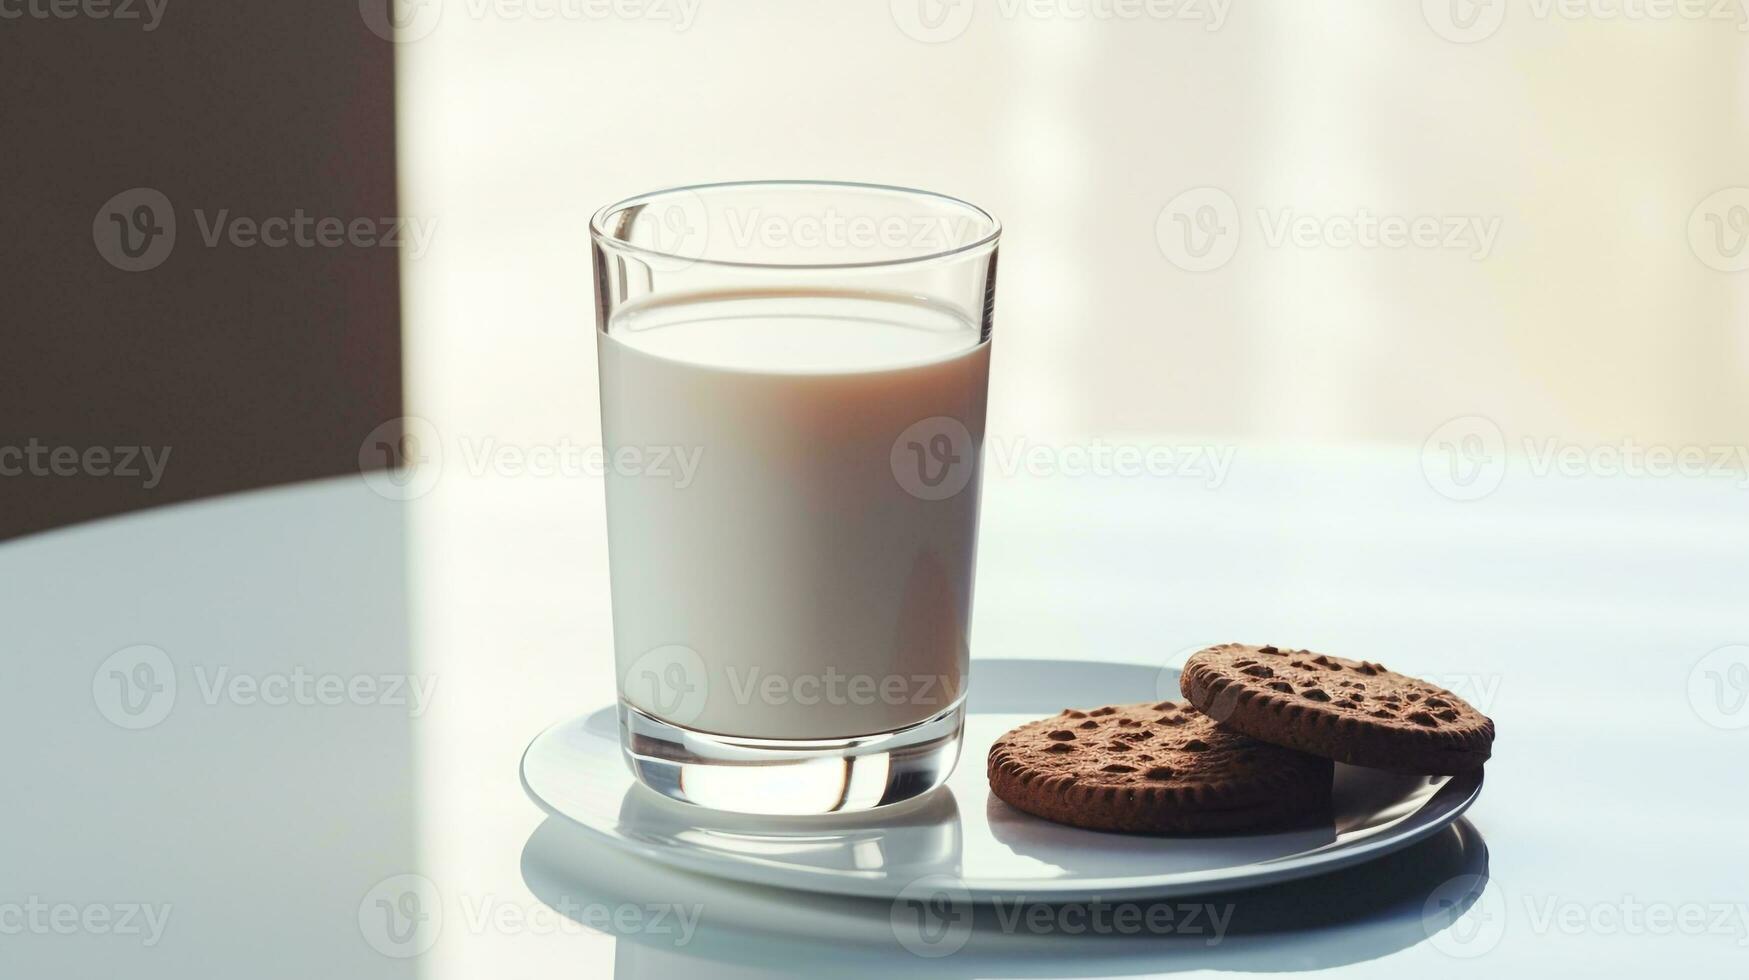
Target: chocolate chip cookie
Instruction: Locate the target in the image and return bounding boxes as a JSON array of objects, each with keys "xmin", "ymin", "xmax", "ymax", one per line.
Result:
[
  {"xmin": 1180, "ymin": 643, "xmax": 1495, "ymax": 774},
  {"xmin": 987, "ymin": 701, "xmax": 1334, "ymax": 834}
]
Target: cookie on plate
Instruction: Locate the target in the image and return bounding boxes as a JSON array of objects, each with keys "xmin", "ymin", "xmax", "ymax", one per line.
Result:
[
  {"xmin": 987, "ymin": 701, "xmax": 1334, "ymax": 834},
  {"xmin": 1180, "ymin": 643, "xmax": 1495, "ymax": 775}
]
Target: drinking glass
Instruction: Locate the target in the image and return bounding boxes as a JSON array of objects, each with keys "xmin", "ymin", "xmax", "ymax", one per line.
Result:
[{"xmin": 591, "ymin": 181, "xmax": 999, "ymax": 814}]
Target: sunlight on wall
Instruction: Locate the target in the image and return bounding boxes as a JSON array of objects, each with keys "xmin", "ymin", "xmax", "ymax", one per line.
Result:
[{"xmin": 399, "ymin": 3, "xmax": 1748, "ymax": 458}]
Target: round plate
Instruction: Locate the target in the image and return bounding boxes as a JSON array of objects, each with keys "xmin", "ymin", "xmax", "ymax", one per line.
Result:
[{"xmin": 521, "ymin": 658, "xmax": 1483, "ymax": 900}]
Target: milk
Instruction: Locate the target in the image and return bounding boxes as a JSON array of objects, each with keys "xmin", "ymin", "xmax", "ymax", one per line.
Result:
[{"xmin": 599, "ymin": 289, "xmax": 989, "ymax": 740}]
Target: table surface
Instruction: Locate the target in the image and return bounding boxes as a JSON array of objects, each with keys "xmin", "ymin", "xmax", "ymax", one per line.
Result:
[{"xmin": 6, "ymin": 450, "xmax": 1748, "ymax": 978}]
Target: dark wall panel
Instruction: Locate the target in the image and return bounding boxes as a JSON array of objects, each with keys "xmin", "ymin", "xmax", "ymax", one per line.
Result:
[{"xmin": 1, "ymin": 3, "xmax": 402, "ymax": 540}]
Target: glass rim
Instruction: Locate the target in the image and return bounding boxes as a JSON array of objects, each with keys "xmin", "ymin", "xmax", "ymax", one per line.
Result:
[{"xmin": 588, "ymin": 179, "xmax": 1002, "ymax": 271}]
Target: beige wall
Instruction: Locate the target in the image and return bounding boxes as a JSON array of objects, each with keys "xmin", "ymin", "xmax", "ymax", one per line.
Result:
[{"xmin": 398, "ymin": 1, "xmax": 1745, "ymax": 457}]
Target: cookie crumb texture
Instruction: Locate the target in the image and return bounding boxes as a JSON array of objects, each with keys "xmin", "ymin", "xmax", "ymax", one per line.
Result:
[
  {"xmin": 987, "ymin": 701, "xmax": 1333, "ymax": 834},
  {"xmin": 1181, "ymin": 643, "xmax": 1495, "ymax": 775}
]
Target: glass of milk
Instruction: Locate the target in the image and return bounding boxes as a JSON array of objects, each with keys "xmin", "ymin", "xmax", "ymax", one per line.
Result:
[{"xmin": 591, "ymin": 181, "xmax": 999, "ymax": 814}]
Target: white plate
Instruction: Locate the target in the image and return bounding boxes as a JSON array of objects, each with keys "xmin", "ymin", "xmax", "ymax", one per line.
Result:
[{"xmin": 521, "ymin": 658, "xmax": 1482, "ymax": 900}]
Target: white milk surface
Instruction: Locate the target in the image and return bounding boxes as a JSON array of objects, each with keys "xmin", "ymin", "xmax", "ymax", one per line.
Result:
[{"xmin": 599, "ymin": 290, "xmax": 989, "ymax": 739}]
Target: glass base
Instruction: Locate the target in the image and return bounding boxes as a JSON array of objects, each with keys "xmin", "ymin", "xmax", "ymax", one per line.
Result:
[{"xmin": 618, "ymin": 699, "xmax": 965, "ymax": 815}]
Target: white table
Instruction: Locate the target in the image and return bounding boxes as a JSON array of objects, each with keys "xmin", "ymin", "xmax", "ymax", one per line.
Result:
[{"xmin": 6, "ymin": 449, "xmax": 1747, "ymax": 977}]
